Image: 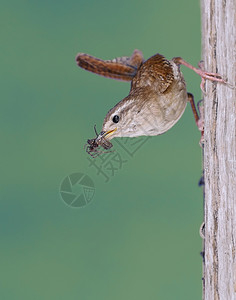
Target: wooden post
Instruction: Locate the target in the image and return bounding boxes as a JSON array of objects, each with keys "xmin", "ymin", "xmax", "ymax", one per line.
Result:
[{"xmin": 201, "ymin": 0, "xmax": 236, "ymax": 299}]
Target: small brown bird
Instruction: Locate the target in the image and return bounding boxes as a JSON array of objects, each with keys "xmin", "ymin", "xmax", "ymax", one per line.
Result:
[{"xmin": 76, "ymin": 50, "xmax": 226, "ymax": 156}]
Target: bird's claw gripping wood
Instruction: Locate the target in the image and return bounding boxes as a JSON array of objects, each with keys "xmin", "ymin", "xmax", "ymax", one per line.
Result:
[{"xmin": 173, "ymin": 57, "xmax": 228, "ymax": 93}]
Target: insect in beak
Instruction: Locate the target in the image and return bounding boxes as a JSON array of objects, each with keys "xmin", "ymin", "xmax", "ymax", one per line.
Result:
[{"xmin": 85, "ymin": 125, "xmax": 115, "ymax": 157}]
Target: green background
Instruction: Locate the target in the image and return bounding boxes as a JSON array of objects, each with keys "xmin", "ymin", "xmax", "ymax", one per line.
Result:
[{"xmin": 1, "ymin": 0, "xmax": 204, "ymax": 299}]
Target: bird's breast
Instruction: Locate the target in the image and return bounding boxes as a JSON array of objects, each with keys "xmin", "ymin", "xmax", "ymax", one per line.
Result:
[{"xmin": 138, "ymin": 65, "xmax": 188, "ymax": 136}]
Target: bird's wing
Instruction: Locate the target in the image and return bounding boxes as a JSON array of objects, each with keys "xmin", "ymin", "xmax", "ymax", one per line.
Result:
[
  {"xmin": 76, "ymin": 49, "xmax": 144, "ymax": 81},
  {"xmin": 131, "ymin": 53, "xmax": 174, "ymax": 93}
]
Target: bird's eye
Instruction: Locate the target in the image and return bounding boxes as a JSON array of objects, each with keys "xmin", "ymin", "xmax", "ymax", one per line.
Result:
[{"xmin": 112, "ymin": 115, "xmax": 119, "ymax": 123}]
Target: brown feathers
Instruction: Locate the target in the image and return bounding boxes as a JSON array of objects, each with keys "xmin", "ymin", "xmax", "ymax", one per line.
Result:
[
  {"xmin": 76, "ymin": 50, "xmax": 174, "ymax": 93},
  {"xmin": 76, "ymin": 49, "xmax": 144, "ymax": 81},
  {"xmin": 131, "ymin": 53, "xmax": 174, "ymax": 93}
]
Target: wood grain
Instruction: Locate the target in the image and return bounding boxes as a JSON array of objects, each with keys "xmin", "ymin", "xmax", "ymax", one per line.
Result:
[{"xmin": 201, "ymin": 0, "xmax": 236, "ymax": 299}]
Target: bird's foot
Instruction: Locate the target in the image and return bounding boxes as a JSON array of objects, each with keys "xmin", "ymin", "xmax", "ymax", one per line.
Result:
[
  {"xmin": 196, "ymin": 60, "xmax": 227, "ymax": 93},
  {"xmin": 173, "ymin": 57, "xmax": 229, "ymax": 93}
]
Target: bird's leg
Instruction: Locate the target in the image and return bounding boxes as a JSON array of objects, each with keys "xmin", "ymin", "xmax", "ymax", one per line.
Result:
[
  {"xmin": 173, "ymin": 57, "xmax": 227, "ymax": 92},
  {"xmin": 187, "ymin": 93, "xmax": 204, "ymax": 147},
  {"xmin": 187, "ymin": 93, "xmax": 199, "ymax": 124}
]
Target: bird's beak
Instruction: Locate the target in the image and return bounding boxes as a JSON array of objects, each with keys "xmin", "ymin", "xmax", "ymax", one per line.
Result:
[{"xmin": 102, "ymin": 128, "xmax": 117, "ymax": 139}]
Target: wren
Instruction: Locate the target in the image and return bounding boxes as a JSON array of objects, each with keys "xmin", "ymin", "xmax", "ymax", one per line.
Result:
[{"xmin": 76, "ymin": 50, "xmax": 226, "ymax": 155}]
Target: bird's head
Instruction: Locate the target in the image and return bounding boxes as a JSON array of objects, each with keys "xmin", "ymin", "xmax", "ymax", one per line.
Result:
[
  {"xmin": 86, "ymin": 89, "xmax": 164, "ymax": 157},
  {"xmin": 86, "ymin": 94, "xmax": 149, "ymax": 156},
  {"xmin": 99, "ymin": 92, "xmax": 151, "ymax": 141}
]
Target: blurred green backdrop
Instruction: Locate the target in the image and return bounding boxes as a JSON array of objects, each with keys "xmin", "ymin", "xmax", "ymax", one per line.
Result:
[{"xmin": 1, "ymin": 0, "xmax": 204, "ymax": 299}]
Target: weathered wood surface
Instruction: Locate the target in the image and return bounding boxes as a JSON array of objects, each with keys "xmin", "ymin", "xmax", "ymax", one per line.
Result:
[{"xmin": 201, "ymin": 0, "xmax": 236, "ymax": 299}]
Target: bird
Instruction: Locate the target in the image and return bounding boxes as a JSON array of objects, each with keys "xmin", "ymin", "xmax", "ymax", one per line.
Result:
[{"xmin": 76, "ymin": 49, "xmax": 226, "ymax": 156}]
